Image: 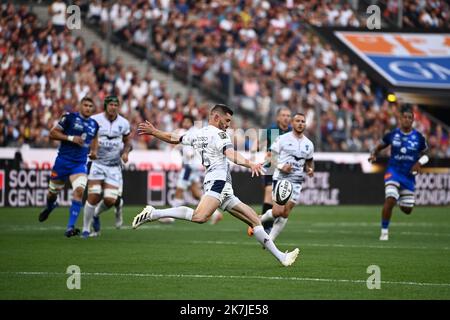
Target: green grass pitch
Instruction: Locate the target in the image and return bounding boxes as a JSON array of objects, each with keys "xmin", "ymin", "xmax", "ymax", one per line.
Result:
[{"xmin": 0, "ymin": 205, "xmax": 449, "ymax": 299}]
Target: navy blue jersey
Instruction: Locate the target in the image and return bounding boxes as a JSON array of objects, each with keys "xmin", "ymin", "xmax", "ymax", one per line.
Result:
[
  {"xmin": 56, "ymin": 112, "xmax": 99, "ymax": 163},
  {"xmin": 382, "ymin": 128, "xmax": 427, "ymax": 176}
]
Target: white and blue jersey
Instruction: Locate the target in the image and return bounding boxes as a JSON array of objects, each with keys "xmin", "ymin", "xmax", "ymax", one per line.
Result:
[
  {"xmin": 51, "ymin": 112, "xmax": 99, "ymax": 181},
  {"xmin": 382, "ymin": 128, "xmax": 427, "ymax": 191}
]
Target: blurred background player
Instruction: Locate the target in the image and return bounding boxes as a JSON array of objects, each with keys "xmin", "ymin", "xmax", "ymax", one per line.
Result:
[
  {"xmin": 113, "ymin": 177, "xmax": 125, "ymax": 228},
  {"xmin": 249, "ymin": 113, "xmax": 314, "ymax": 240},
  {"xmin": 259, "ymin": 107, "xmax": 292, "ymax": 232},
  {"xmin": 369, "ymin": 105, "xmax": 428, "ymax": 241},
  {"xmin": 82, "ymin": 95, "xmax": 132, "ymax": 238},
  {"xmin": 170, "ymin": 115, "xmax": 223, "ymax": 225},
  {"xmin": 134, "ymin": 104, "xmax": 299, "ymax": 267},
  {"xmin": 38, "ymin": 97, "xmax": 99, "ymax": 237}
]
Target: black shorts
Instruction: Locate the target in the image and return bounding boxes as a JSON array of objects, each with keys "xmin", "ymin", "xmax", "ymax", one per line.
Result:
[{"xmin": 263, "ymin": 175, "xmax": 273, "ymax": 187}]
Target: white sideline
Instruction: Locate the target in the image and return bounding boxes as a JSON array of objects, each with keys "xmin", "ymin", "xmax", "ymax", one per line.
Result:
[
  {"xmin": 3, "ymin": 225, "xmax": 450, "ymax": 237},
  {"xmin": 2, "ymin": 271, "xmax": 450, "ymax": 288},
  {"xmin": 189, "ymin": 240, "xmax": 450, "ymax": 251}
]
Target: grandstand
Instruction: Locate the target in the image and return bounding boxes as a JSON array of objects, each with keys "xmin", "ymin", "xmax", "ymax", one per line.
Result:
[{"xmin": 1, "ymin": 0, "xmax": 449, "ymax": 156}]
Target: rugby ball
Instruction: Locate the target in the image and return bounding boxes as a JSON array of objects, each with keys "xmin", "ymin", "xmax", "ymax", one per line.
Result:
[{"xmin": 273, "ymin": 179, "xmax": 293, "ymax": 205}]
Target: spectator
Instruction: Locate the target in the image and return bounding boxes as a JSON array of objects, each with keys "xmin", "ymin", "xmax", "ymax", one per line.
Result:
[{"xmin": 48, "ymin": 0, "xmax": 67, "ymax": 34}]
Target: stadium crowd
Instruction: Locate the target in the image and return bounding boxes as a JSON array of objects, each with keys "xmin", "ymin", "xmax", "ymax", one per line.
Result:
[
  {"xmin": 382, "ymin": 0, "xmax": 449, "ymax": 28},
  {"xmin": 0, "ymin": 2, "xmax": 449, "ymax": 158}
]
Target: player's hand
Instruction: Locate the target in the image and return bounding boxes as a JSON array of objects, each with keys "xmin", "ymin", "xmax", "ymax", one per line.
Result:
[
  {"xmin": 88, "ymin": 152, "xmax": 97, "ymax": 160},
  {"xmin": 72, "ymin": 136, "xmax": 84, "ymax": 147},
  {"xmin": 121, "ymin": 152, "xmax": 129, "ymax": 164},
  {"xmin": 250, "ymin": 162, "xmax": 265, "ymax": 177},
  {"xmin": 280, "ymin": 163, "xmax": 292, "ymax": 173},
  {"xmin": 137, "ymin": 120, "xmax": 156, "ymax": 136},
  {"xmin": 368, "ymin": 153, "xmax": 376, "ymax": 163},
  {"xmin": 411, "ymin": 162, "xmax": 421, "ymax": 175},
  {"xmin": 306, "ymin": 167, "xmax": 314, "ymax": 177}
]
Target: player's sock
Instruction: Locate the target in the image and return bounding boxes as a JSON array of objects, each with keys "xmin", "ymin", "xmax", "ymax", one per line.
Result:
[
  {"xmin": 82, "ymin": 202, "xmax": 96, "ymax": 233},
  {"xmin": 253, "ymin": 225, "xmax": 286, "ymax": 262},
  {"xmin": 152, "ymin": 206, "xmax": 193, "ymax": 221},
  {"xmin": 269, "ymin": 217, "xmax": 288, "ymax": 241},
  {"xmin": 262, "ymin": 203, "xmax": 273, "ymax": 215},
  {"xmin": 172, "ymin": 198, "xmax": 185, "ymax": 207},
  {"xmin": 95, "ymin": 200, "xmax": 109, "ymax": 216},
  {"xmin": 114, "ymin": 197, "xmax": 123, "ymax": 212},
  {"xmin": 114, "ymin": 198, "xmax": 124, "ymax": 228},
  {"xmin": 46, "ymin": 197, "xmax": 57, "ymax": 210},
  {"xmin": 67, "ymin": 200, "xmax": 82, "ymax": 229},
  {"xmin": 382, "ymin": 219, "xmax": 390, "ymax": 230},
  {"xmin": 260, "ymin": 209, "xmax": 275, "ymax": 223}
]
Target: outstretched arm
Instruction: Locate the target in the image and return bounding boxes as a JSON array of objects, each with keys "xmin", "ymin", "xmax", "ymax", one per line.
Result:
[
  {"xmin": 137, "ymin": 120, "xmax": 181, "ymax": 144},
  {"xmin": 224, "ymin": 148, "xmax": 264, "ymax": 177},
  {"xmin": 268, "ymin": 150, "xmax": 292, "ymax": 174}
]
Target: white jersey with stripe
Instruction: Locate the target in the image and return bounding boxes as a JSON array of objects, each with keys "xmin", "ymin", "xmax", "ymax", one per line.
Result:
[
  {"xmin": 180, "ymin": 125, "xmax": 233, "ymax": 183},
  {"xmin": 92, "ymin": 112, "xmax": 131, "ymax": 166},
  {"xmin": 271, "ymin": 132, "xmax": 314, "ymax": 184}
]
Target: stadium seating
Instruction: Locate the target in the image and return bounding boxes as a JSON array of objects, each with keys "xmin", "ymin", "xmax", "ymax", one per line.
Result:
[{"xmin": 0, "ymin": 2, "xmax": 448, "ymax": 157}]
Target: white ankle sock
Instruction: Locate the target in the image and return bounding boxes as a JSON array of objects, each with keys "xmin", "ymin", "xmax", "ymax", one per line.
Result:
[
  {"xmin": 95, "ymin": 200, "xmax": 110, "ymax": 216},
  {"xmin": 269, "ymin": 217, "xmax": 288, "ymax": 241},
  {"xmin": 260, "ymin": 209, "xmax": 274, "ymax": 223},
  {"xmin": 83, "ymin": 202, "xmax": 96, "ymax": 233},
  {"xmin": 115, "ymin": 198, "xmax": 123, "ymax": 216},
  {"xmin": 153, "ymin": 206, "xmax": 194, "ymax": 221},
  {"xmin": 253, "ymin": 225, "xmax": 286, "ymax": 262}
]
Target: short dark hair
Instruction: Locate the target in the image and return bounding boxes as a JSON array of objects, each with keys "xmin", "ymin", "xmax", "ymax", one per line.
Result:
[
  {"xmin": 400, "ymin": 105, "xmax": 413, "ymax": 114},
  {"xmin": 211, "ymin": 104, "xmax": 234, "ymax": 116},
  {"xmin": 276, "ymin": 107, "xmax": 291, "ymax": 116},
  {"xmin": 293, "ymin": 112, "xmax": 305, "ymax": 118},
  {"xmin": 104, "ymin": 95, "xmax": 119, "ymax": 109},
  {"xmin": 182, "ymin": 114, "xmax": 195, "ymax": 125},
  {"xmin": 80, "ymin": 96, "xmax": 94, "ymax": 105}
]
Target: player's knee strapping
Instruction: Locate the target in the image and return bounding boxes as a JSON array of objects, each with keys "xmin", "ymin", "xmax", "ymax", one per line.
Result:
[
  {"xmin": 399, "ymin": 190, "xmax": 415, "ymax": 207},
  {"xmin": 49, "ymin": 181, "xmax": 64, "ymax": 194},
  {"xmin": 104, "ymin": 188, "xmax": 119, "ymax": 200},
  {"xmin": 88, "ymin": 184, "xmax": 102, "ymax": 194},
  {"xmin": 385, "ymin": 184, "xmax": 399, "ymax": 200},
  {"xmin": 72, "ymin": 176, "xmax": 87, "ymax": 191}
]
